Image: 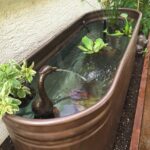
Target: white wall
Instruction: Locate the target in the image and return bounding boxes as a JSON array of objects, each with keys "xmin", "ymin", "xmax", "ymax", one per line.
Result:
[
  {"xmin": 0, "ymin": 0, "xmax": 100, "ymax": 63},
  {"xmin": 0, "ymin": 0, "xmax": 100, "ymax": 144}
]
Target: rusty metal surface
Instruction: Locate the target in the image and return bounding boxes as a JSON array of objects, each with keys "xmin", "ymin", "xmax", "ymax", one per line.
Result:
[
  {"xmin": 3, "ymin": 9, "xmax": 142, "ymax": 150},
  {"xmin": 129, "ymin": 35, "xmax": 150, "ymax": 150}
]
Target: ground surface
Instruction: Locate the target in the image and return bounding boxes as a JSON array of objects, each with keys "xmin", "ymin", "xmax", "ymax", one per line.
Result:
[{"xmin": 113, "ymin": 54, "xmax": 144, "ymax": 150}]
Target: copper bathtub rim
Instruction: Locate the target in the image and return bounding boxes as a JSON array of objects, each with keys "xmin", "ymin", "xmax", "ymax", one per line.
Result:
[{"xmin": 3, "ymin": 9, "xmax": 142, "ymax": 126}]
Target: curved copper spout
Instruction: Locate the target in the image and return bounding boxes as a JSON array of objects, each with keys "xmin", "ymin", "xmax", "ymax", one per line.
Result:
[{"xmin": 32, "ymin": 66, "xmax": 59, "ymax": 119}]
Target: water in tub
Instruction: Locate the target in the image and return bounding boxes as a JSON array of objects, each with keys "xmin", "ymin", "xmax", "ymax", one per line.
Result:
[{"xmin": 18, "ymin": 19, "xmax": 130, "ymax": 118}]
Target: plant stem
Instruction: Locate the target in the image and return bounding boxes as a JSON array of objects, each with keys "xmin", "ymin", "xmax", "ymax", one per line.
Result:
[{"xmin": 137, "ymin": 0, "xmax": 140, "ymax": 10}]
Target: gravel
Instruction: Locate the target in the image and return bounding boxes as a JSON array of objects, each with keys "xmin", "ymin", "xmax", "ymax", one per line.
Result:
[{"xmin": 113, "ymin": 54, "xmax": 144, "ymax": 150}]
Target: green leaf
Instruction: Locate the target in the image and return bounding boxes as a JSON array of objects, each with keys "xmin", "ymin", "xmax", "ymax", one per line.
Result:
[
  {"xmin": 78, "ymin": 36, "xmax": 108, "ymax": 54},
  {"xmin": 0, "ymin": 95, "xmax": 21, "ymax": 118},
  {"xmin": 11, "ymin": 79, "xmax": 22, "ymax": 89},
  {"xmin": 94, "ymin": 38, "xmax": 104, "ymax": 52},
  {"xmin": 103, "ymin": 28, "xmax": 109, "ymax": 34},
  {"xmin": 82, "ymin": 36, "xmax": 93, "ymax": 51},
  {"xmin": 105, "ymin": 30, "xmax": 124, "ymax": 36},
  {"xmin": 78, "ymin": 45, "xmax": 89, "ymax": 52},
  {"xmin": 11, "ymin": 98, "xmax": 21, "ymax": 105},
  {"xmin": 120, "ymin": 13, "xmax": 128, "ymax": 19},
  {"xmin": 17, "ymin": 90, "xmax": 26, "ymax": 98},
  {"xmin": 0, "ymin": 82, "xmax": 11, "ymax": 97},
  {"xmin": 21, "ymin": 61, "xmax": 36, "ymax": 83},
  {"xmin": 16, "ymin": 86, "xmax": 30, "ymax": 98},
  {"xmin": 85, "ymin": 51, "xmax": 94, "ymax": 54}
]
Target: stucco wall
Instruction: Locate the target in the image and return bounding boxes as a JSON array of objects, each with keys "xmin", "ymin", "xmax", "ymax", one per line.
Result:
[
  {"xmin": 0, "ymin": 0, "xmax": 100, "ymax": 144},
  {"xmin": 0, "ymin": 0, "xmax": 100, "ymax": 63}
]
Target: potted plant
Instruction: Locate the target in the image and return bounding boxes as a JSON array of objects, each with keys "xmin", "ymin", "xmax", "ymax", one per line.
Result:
[{"xmin": 0, "ymin": 60, "xmax": 36, "ymax": 118}]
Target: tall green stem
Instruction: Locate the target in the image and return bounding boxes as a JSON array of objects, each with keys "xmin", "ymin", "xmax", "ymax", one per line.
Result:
[{"xmin": 137, "ymin": 0, "xmax": 140, "ymax": 10}]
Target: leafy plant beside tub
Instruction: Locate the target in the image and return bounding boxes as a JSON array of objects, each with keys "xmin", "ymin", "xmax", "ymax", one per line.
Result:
[{"xmin": 0, "ymin": 60, "xmax": 36, "ymax": 118}]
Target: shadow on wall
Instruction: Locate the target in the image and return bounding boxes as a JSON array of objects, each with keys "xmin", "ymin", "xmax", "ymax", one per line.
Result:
[{"xmin": 0, "ymin": 0, "xmax": 49, "ymax": 20}]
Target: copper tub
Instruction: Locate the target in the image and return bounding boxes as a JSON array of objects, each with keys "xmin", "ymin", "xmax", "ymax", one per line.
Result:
[{"xmin": 3, "ymin": 9, "xmax": 142, "ymax": 150}]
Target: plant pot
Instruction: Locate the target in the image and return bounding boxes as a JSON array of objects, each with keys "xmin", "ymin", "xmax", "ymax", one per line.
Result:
[{"xmin": 3, "ymin": 9, "xmax": 142, "ymax": 150}]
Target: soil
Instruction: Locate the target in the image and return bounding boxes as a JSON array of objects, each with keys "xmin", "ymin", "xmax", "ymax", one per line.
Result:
[
  {"xmin": 113, "ymin": 54, "xmax": 144, "ymax": 150},
  {"xmin": 0, "ymin": 54, "xmax": 144, "ymax": 150},
  {"xmin": 0, "ymin": 137, "xmax": 14, "ymax": 150}
]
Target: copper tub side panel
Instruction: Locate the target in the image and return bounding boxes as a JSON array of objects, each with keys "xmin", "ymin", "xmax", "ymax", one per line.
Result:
[{"xmin": 3, "ymin": 9, "xmax": 142, "ymax": 150}]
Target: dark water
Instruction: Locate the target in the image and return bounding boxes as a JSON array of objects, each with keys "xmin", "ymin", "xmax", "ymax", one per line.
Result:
[{"xmin": 18, "ymin": 20, "xmax": 129, "ymax": 118}]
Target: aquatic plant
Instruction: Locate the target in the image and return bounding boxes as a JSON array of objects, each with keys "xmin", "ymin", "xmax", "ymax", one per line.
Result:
[
  {"xmin": 83, "ymin": 0, "xmax": 150, "ymax": 36},
  {"xmin": 108, "ymin": 0, "xmax": 150, "ymax": 37},
  {"xmin": 103, "ymin": 13, "xmax": 133, "ymax": 37},
  {"xmin": 120, "ymin": 13, "xmax": 133, "ymax": 36},
  {"xmin": 78, "ymin": 36, "xmax": 108, "ymax": 54}
]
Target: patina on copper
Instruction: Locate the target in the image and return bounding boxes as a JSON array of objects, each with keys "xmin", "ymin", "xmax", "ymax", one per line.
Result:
[{"xmin": 3, "ymin": 9, "xmax": 142, "ymax": 150}]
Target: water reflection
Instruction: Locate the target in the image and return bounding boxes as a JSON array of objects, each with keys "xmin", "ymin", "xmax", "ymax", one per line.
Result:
[{"xmin": 18, "ymin": 20, "xmax": 129, "ymax": 118}]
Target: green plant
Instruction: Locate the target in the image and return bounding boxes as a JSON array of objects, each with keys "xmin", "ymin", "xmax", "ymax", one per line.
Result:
[
  {"xmin": 82, "ymin": 0, "xmax": 119, "ymax": 19},
  {"xmin": 82, "ymin": 0, "xmax": 150, "ymax": 36},
  {"xmin": 97, "ymin": 0, "xmax": 150, "ymax": 36},
  {"xmin": 103, "ymin": 29, "xmax": 124, "ymax": 36},
  {"xmin": 0, "ymin": 82, "xmax": 21, "ymax": 117},
  {"xmin": 142, "ymin": 48, "xmax": 148, "ymax": 56},
  {"xmin": 78, "ymin": 36, "xmax": 108, "ymax": 54},
  {"xmin": 120, "ymin": 0, "xmax": 150, "ymax": 36},
  {"xmin": 0, "ymin": 60, "xmax": 36, "ymax": 118},
  {"xmin": 103, "ymin": 13, "xmax": 133, "ymax": 37},
  {"xmin": 120, "ymin": 13, "xmax": 133, "ymax": 36}
]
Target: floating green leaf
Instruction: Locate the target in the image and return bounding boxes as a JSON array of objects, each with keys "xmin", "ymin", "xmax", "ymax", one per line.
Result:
[
  {"xmin": 94, "ymin": 38, "xmax": 108, "ymax": 52},
  {"xmin": 78, "ymin": 36, "xmax": 108, "ymax": 54},
  {"xmin": 81, "ymin": 36, "xmax": 94, "ymax": 51}
]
